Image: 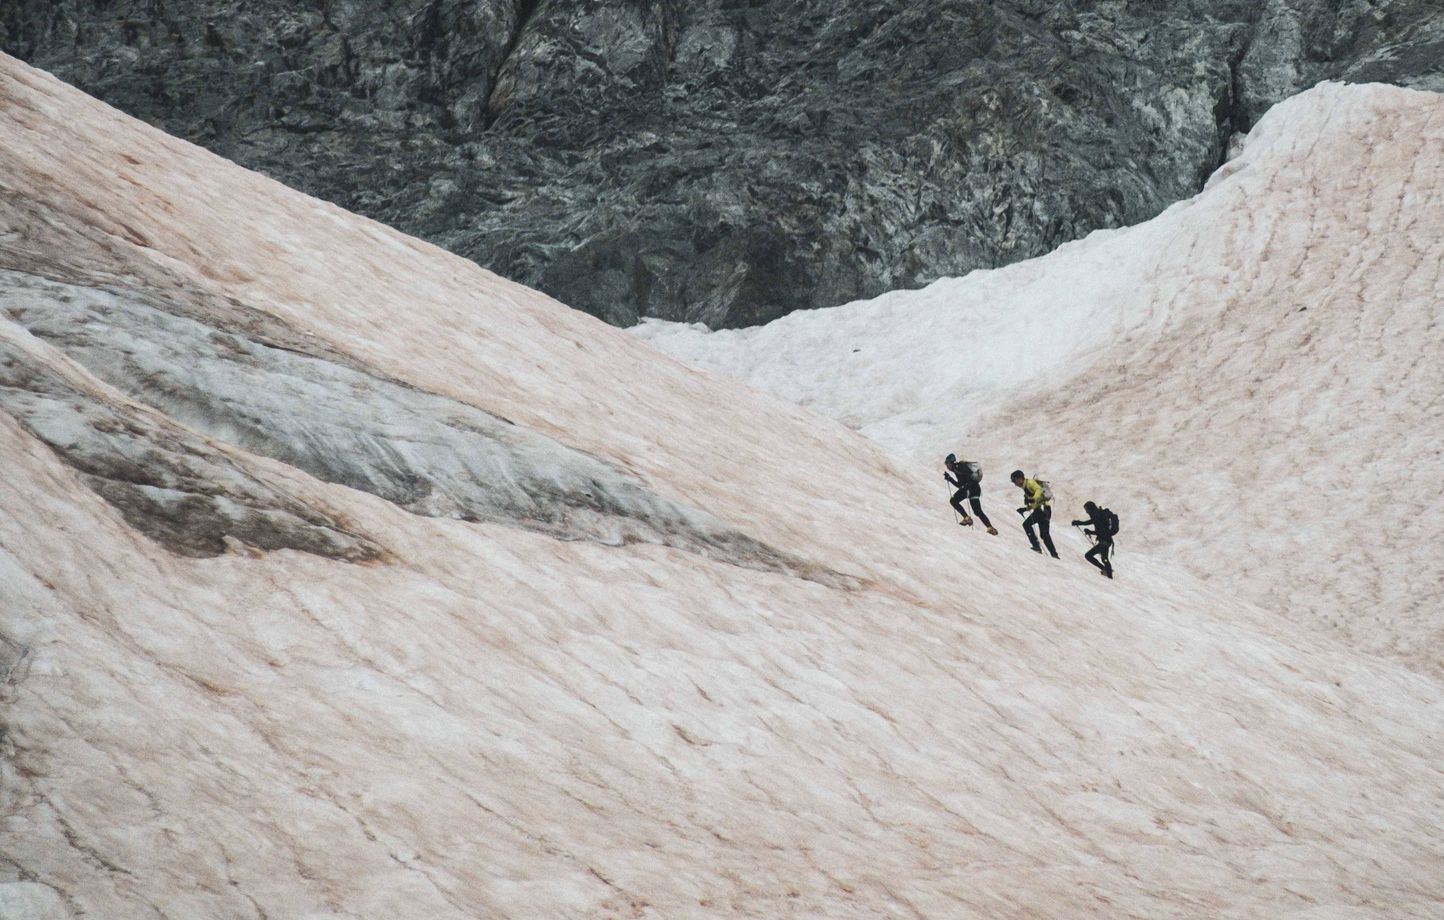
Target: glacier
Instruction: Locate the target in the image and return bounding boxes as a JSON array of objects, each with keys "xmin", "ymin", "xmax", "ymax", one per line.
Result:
[{"xmin": 2, "ymin": 55, "xmax": 1443, "ymax": 919}]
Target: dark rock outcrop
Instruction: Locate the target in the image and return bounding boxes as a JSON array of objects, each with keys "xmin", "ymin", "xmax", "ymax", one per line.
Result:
[{"xmin": 4, "ymin": 1, "xmax": 1442, "ymax": 328}]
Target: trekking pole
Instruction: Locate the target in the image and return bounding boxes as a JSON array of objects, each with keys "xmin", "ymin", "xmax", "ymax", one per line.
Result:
[
  {"xmin": 944, "ymin": 479, "xmax": 960, "ymax": 524},
  {"xmin": 1071, "ymin": 522, "xmax": 1096, "ymax": 545}
]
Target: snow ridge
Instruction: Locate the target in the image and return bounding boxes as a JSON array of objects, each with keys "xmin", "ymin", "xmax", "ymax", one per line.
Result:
[{"xmin": 638, "ymin": 81, "xmax": 1444, "ymax": 674}]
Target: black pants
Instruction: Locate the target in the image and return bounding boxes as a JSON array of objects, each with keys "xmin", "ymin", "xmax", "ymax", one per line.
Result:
[
  {"xmin": 1085, "ymin": 537, "xmax": 1113, "ymax": 574},
  {"xmin": 1023, "ymin": 506, "xmax": 1057, "ymax": 556},
  {"xmin": 950, "ymin": 482, "xmax": 992, "ymax": 529}
]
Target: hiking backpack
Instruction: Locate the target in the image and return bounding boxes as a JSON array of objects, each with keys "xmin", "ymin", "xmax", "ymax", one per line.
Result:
[
  {"xmin": 1037, "ymin": 479, "xmax": 1054, "ymax": 502},
  {"xmin": 962, "ymin": 461, "xmax": 982, "ymax": 483},
  {"xmin": 1105, "ymin": 508, "xmax": 1120, "ymax": 536}
]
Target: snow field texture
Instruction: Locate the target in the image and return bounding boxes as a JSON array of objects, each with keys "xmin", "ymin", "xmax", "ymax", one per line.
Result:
[
  {"xmin": 637, "ymin": 81, "xmax": 1444, "ymax": 675},
  {"xmin": 1, "ymin": 56, "xmax": 1442, "ymax": 919}
]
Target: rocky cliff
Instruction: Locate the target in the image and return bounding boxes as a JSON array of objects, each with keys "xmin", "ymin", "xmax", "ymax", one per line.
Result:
[{"xmin": 5, "ymin": 1, "xmax": 1443, "ymax": 327}]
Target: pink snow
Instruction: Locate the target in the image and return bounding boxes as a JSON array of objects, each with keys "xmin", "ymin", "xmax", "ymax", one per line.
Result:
[
  {"xmin": 639, "ymin": 81, "xmax": 1444, "ymax": 677},
  {"xmin": 2, "ymin": 55, "xmax": 1443, "ymax": 919}
]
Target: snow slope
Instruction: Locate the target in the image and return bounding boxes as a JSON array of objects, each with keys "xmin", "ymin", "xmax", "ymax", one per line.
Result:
[
  {"xmin": 2, "ymin": 56, "xmax": 1443, "ymax": 919},
  {"xmin": 637, "ymin": 82, "xmax": 1444, "ymax": 676}
]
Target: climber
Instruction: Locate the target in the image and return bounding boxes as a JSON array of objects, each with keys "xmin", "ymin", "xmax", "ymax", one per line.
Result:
[
  {"xmin": 944, "ymin": 453, "xmax": 998, "ymax": 535},
  {"xmin": 1072, "ymin": 501, "xmax": 1118, "ymax": 579},
  {"xmin": 1011, "ymin": 469, "xmax": 1058, "ymax": 558}
]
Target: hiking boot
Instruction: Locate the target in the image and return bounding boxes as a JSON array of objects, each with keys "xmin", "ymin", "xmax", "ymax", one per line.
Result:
[
  {"xmin": 986, "ymin": 526, "xmax": 998, "ymax": 536},
  {"xmin": 1049, "ymin": 552, "xmax": 1060, "ymax": 559},
  {"xmin": 959, "ymin": 515, "xmax": 974, "ymax": 526},
  {"xmin": 1101, "ymin": 569, "xmax": 1114, "ymax": 579},
  {"xmin": 1030, "ymin": 545, "xmax": 1042, "ymax": 554}
]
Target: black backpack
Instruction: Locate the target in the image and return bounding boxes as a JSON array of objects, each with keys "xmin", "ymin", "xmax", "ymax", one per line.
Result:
[{"xmin": 1103, "ymin": 508, "xmax": 1120, "ymax": 536}]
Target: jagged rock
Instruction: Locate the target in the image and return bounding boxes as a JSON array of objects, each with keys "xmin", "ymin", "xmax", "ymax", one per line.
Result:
[{"xmin": 4, "ymin": 1, "xmax": 1442, "ymax": 327}]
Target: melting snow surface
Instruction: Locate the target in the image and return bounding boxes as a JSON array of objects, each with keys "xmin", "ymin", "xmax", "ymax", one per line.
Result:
[
  {"xmin": 1, "ymin": 57, "xmax": 1443, "ymax": 919},
  {"xmin": 637, "ymin": 81, "xmax": 1444, "ymax": 676}
]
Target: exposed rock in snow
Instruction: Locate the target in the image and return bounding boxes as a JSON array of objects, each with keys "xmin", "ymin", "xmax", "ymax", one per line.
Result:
[
  {"xmin": 637, "ymin": 81, "xmax": 1444, "ymax": 676},
  {"xmin": 0, "ymin": 271, "xmax": 834, "ymax": 581},
  {"xmin": 0, "ymin": 341, "xmax": 382, "ymax": 562},
  {"xmin": 2, "ymin": 55, "xmax": 1444, "ymax": 920}
]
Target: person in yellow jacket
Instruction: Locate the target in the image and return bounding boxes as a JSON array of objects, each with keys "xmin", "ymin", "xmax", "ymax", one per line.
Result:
[{"xmin": 1010, "ymin": 469, "xmax": 1058, "ymax": 558}]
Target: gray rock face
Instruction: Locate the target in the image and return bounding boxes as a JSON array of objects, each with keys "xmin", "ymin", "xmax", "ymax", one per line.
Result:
[{"xmin": 5, "ymin": 1, "xmax": 1442, "ymax": 328}]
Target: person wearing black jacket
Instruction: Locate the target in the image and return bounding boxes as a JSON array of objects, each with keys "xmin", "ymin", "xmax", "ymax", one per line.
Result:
[
  {"xmin": 944, "ymin": 453, "xmax": 997, "ymax": 535},
  {"xmin": 1072, "ymin": 501, "xmax": 1118, "ymax": 579}
]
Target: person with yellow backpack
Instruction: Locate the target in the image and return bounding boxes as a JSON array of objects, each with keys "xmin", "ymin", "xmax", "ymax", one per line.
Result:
[{"xmin": 1010, "ymin": 469, "xmax": 1058, "ymax": 558}]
